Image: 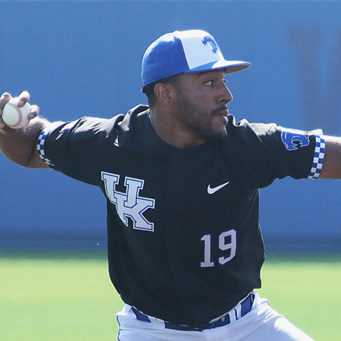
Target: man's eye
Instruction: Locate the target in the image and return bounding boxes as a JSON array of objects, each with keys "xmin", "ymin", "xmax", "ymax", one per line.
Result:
[{"xmin": 204, "ymin": 80, "xmax": 213, "ymax": 86}]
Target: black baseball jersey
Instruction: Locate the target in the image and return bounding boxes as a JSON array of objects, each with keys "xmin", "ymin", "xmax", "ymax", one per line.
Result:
[{"xmin": 37, "ymin": 105, "xmax": 325, "ymax": 328}]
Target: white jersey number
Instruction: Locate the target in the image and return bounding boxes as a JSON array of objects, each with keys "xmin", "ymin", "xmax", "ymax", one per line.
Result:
[{"xmin": 200, "ymin": 229, "xmax": 237, "ymax": 268}]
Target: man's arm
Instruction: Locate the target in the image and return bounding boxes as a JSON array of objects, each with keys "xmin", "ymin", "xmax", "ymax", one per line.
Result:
[
  {"xmin": 320, "ymin": 136, "xmax": 341, "ymax": 179},
  {"xmin": 0, "ymin": 91, "xmax": 49, "ymax": 168}
]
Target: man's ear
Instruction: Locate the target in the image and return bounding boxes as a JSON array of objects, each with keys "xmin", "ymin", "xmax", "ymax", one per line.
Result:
[{"xmin": 154, "ymin": 83, "xmax": 176, "ymax": 106}]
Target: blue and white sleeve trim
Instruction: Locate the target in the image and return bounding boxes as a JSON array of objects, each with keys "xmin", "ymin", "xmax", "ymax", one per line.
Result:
[
  {"xmin": 36, "ymin": 122, "xmax": 62, "ymax": 167},
  {"xmin": 307, "ymin": 130, "xmax": 325, "ymax": 180}
]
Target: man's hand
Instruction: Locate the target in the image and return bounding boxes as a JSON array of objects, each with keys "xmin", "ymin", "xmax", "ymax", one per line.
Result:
[
  {"xmin": 0, "ymin": 91, "xmax": 49, "ymax": 168},
  {"xmin": 0, "ymin": 91, "xmax": 40, "ymax": 130}
]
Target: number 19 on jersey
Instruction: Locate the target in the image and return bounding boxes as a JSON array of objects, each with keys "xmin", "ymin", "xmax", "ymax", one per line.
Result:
[{"xmin": 200, "ymin": 229, "xmax": 237, "ymax": 268}]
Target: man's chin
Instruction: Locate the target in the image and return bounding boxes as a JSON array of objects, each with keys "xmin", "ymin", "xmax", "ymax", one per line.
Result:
[{"xmin": 203, "ymin": 127, "xmax": 228, "ymax": 142}]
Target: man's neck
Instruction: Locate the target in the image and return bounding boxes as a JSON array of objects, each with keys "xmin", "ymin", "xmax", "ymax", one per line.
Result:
[{"xmin": 148, "ymin": 107, "xmax": 204, "ymax": 149}]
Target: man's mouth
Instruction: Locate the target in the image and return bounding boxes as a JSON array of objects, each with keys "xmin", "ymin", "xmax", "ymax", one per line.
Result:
[{"xmin": 212, "ymin": 106, "xmax": 229, "ymax": 116}]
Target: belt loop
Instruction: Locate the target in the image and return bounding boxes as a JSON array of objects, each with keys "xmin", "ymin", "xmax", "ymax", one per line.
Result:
[{"xmin": 240, "ymin": 293, "xmax": 255, "ymax": 317}]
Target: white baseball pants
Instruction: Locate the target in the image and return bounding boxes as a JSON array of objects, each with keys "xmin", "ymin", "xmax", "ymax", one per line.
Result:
[{"xmin": 116, "ymin": 293, "xmax": 314, "ymax": 341}]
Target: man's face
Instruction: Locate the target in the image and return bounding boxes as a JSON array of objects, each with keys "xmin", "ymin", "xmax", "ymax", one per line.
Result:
[{"xmin": 173, "ymin": 70, "xmax": 233, "ymax": 142}]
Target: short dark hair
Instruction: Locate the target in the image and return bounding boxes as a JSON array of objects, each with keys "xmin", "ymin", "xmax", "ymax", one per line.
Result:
[{"xmin": 141, "ymin": 74, "xmax": 179, "ymax": 107}]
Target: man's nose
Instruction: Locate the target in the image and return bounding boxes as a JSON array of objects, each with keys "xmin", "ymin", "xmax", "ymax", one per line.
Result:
[{"xmin": 219, "ymin": 85, "xmax": 233, "ymax": 104}]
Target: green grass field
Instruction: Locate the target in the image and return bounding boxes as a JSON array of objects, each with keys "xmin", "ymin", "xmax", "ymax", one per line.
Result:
[{"xmin": 1, "ymin": 252, "xmax": 340, "ymax": 340}]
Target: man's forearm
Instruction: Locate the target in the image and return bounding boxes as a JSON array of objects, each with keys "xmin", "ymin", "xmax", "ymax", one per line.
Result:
[
  {"xmin": 0, "ymin": 116, "xmax": 49, "ymax": 168},
  {"xmin": 320, "ymin": 135, "xmax": 341, "ymax": 179}
]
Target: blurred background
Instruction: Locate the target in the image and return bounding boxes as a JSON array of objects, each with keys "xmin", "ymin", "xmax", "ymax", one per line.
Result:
[{"xmin": 1, "ymin": 0, "xmax": 341, "ymax": 254}]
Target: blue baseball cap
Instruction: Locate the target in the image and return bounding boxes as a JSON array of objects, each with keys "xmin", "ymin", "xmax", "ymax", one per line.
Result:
[{"xmin": 141, "ymin": 29, "xmax": 251, "ymax": 87}]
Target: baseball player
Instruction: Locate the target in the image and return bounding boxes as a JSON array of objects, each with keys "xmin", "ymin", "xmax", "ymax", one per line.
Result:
[{"xmin": 0, "ymin": 29, "xmax": 340, "ymax": 340}]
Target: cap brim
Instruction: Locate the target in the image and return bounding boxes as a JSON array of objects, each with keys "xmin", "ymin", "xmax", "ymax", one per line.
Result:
[
  {"xmin": 223, "ymin": 60, "xmax": 251, "ymax": 73},
  {"xmin": 190, "ymin": 60, "xmax": 251, "ymax": 74}
]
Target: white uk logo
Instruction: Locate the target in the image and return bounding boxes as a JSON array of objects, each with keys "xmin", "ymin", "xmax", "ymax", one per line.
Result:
[{"xmin": 101, "ymin": 172, "xmax": 155, "ymax": 231}]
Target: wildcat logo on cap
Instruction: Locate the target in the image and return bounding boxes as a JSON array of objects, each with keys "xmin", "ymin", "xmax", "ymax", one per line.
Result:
[{"xmin": 202, "ymin": 36, "xmax": 219, "ymax": 53}]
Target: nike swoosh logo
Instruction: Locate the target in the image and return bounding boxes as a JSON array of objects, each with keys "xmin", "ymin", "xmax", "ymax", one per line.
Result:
[{"xmin": 207, "ymin": 181, "xmax": 230, "ymax": 195}]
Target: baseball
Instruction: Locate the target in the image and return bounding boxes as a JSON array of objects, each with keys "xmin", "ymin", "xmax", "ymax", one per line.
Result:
[{"xmin": 2, "ymin": 97, "xmax": 31, "ymax": 129}]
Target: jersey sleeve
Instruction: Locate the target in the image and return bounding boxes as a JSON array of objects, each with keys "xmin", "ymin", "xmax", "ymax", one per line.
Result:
[
  {"xmin": 225, "ymin": 118, "xmax": 325, "ymax": 189},
  {"xmin": 36, "ymin": 116, "xmax": 123, "ymax": 185}
]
